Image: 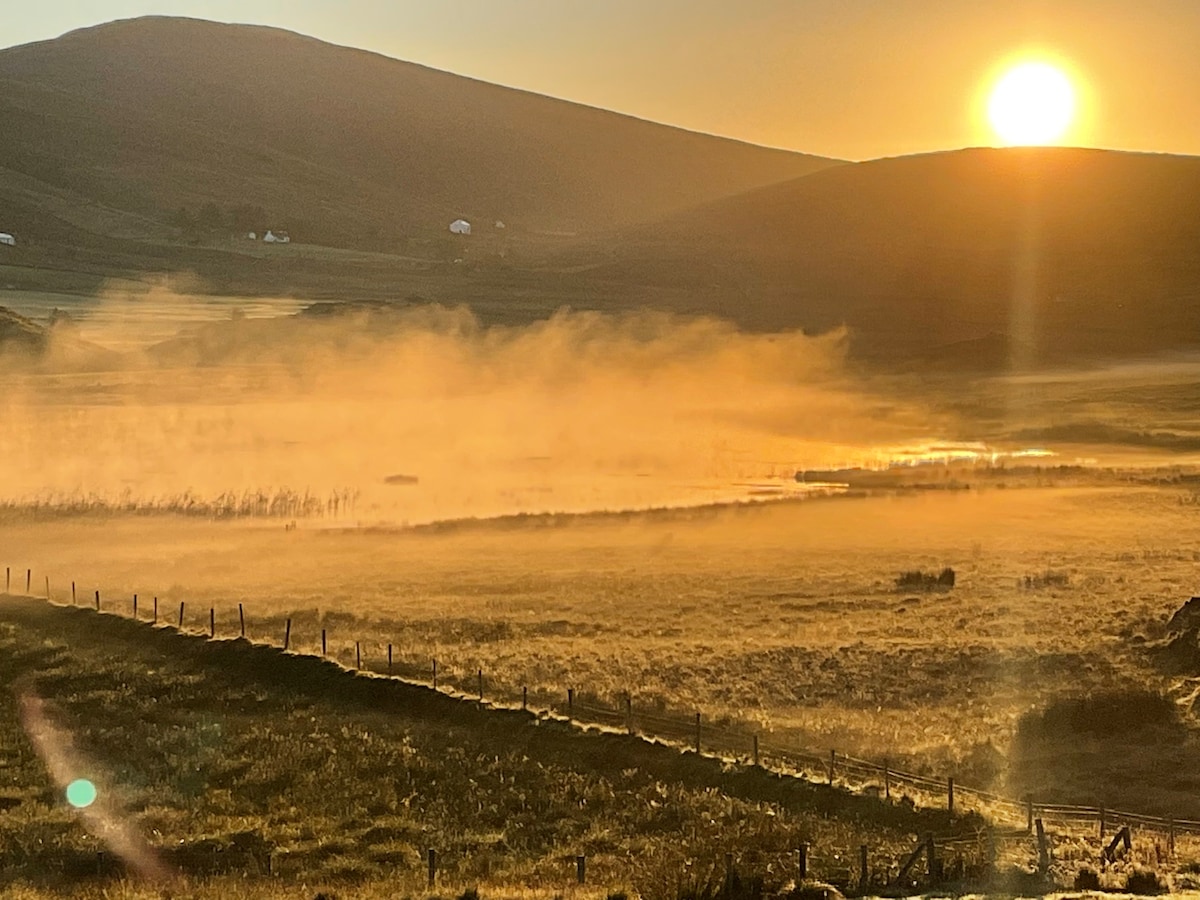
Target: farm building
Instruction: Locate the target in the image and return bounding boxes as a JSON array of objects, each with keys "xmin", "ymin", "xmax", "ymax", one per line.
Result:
[
  {"xmin": 263, "ymin": 230, "xmax": 290, "ymax": 243},
  {"xmin": 449, "ymin": 219, "xmax": 471, "ymax": 235},
  {"xmin": 0, "ymin": 233, "xmax": 15, "ymax": 247}
]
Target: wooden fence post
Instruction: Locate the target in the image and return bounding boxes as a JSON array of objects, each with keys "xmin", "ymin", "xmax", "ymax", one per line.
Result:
[
  {"xmin": 283, "ymin": 618, "xmax": 291, "ymax": 650},
  {"xmin": 925, "ymin": 832, "xmax": 936, "ymax": 883},
  {"xmin": 4, "ymin": 567, "xmax": 8, "ymax": 592},
  {"xmin": 432, "ymin": 658, "xmax": 438, "ymax": 689},
  {"xmin": 321, "ymin": 629, "xmax": 327, "ymax": 656},
  {"xmin": 153, "ymin": 596, "xmax": 158, "ymax": 624},
  {"xmin": 1100, "ymin": 805, "xmax": 1106, "ymax": 840},
  {"xmin": 357, "ymin": 642, "xmax": 362, "ymax": 670},
  {"xmin": 577, "ymin": 854, "xmax": 586, "ymax": 885},
  {"xmin": 625, "ymin": 694, "xmax": 633, "ymax": 734},
  {"xmin": 95, "ymin": 590, "xmax": 100, "ymax": 611},
  {"xmin": 210, "ymin": 607, "xmax": 215, "ymax": 638},
  {"xmin": 133, "ymin": 594, "xmax": 138, "ymax": 619},
  {"xmin": 388, "ymin": 643, "xmax": 393, "ymax": 674},
  {"xmin": 71, "ymin": 581, "xmax": 76, "ymax": 604},
  {"xmin": 523, "ymin": 686, "xmax": 528, "ymax": 710},
  {"xmin": 896, "ymin": 838, "xmax": 927, "ymax": 886},
  {"xmin": 26, "ymin": 569, "xmax": 30, "ymax": 593},
  {"xmin": 1104, "ymin": 826, "xmax": 1132, "ymax": 863},
  {"xmin": 45, "ymin": 576, "xmax": 49, "ymax": 599},
  {"xmin": 798, "ymin": 843, "xmax": 808, "ymax": 881},
  {"xmin": 884, "ymin": 758, "xmax": 891, "ymax": 799},
  {"xmin": 753, "ymin": 734, "xmax": 760, "ymax": 767},
  {"xmin": 947, "ymin": 777, "xmax": 954, "ymax": 820},
  {"xmin": 178, "ymin": 601, "xmax": 185, "ymax": 629},
  {"xmin": 695, "ymin": 712, "xmax": 702, "ymax": 754},
  {"xmin": 239, "ymin": 603, "xmax": 245, "ymax": 637},
  {"xmin": 829, "ymin": 749, "xmax": 836, "ymax": 785},
  {"xmin": 427, "ymin": 848, "xmax": 436, "ymax": 886},
  {"xmin": 568, "ymin": 688, "xmax": 574, "ymax": 713},
  {"xmin": 1035, "ymin": 819, "xmax": 1050, "ymax": 873},
  {"xmin": 477, "ymin": 668, "xmax": 483, "ymax": 700},
  {"xmin": 859, "ymin": 844, "xmax": 868, "ymax": 889}
]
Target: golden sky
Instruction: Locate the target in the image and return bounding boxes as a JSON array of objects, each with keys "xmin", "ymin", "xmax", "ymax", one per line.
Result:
[{"xmin": 6, "ymin": 0, "xmax": 1199, "ymax": 160}]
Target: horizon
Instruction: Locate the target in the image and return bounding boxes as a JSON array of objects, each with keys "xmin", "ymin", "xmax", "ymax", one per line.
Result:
[{"xmin": 4, "ymin": 1, "xmax": 1199, "ymax": 161}]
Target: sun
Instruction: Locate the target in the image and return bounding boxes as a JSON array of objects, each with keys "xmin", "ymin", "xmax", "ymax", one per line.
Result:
[{"xmin": 987, "ymin": 61, "xmax": 1077, "ymax": 146}]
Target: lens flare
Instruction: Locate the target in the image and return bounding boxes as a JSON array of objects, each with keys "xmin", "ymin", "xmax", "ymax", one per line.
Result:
[{"xmin": 66, "ymin": 778, "xmax": 98, "ymax": 809}]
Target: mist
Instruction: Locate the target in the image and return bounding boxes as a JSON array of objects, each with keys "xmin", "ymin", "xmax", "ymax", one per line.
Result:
[{"xmin": 0, "ymin": 292, "xmax": 948, "ymax": 524}]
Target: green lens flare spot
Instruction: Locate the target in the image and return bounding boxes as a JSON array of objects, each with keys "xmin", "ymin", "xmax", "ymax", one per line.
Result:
[{"xmin": 66, "ymin": 779, "xmax": 97, "ymax": 809}]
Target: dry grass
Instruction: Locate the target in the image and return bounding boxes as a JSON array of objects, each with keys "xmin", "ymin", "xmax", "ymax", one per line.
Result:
[
  {"xmin": 0, "ymin": 599, "xmax": 935, "ymax": 895},
  {"xmin": 2, "ymin": 484, "xmax": 1197, "ymax": 807}
]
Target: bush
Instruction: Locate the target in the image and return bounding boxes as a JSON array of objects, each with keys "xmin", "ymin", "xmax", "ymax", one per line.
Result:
[
  {"xmin": 1126, "ymin": 867, "xmax": 1166, "ymax": 895},
  {"xmin": 1021, "ymin": 570, "xmax": 1070, "ymax": 589},
  {"xmin": 1017, "ymin": 690, "xmax": 1183, "ymax": 740},
  {"xmin": 1074, "ymin": 866, "xmax": 1101, "ymax": 891},
  {"xmin": 895, "ymin": 568, "xmax": 955, "ymax": 590}
]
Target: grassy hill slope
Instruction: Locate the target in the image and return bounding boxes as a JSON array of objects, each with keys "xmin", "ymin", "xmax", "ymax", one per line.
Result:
[
  {"xmin": 0, "ymin": 595, "xmax": 932, "ymax": 893},
  {"xmin": 602, "ymin": 147, "xmax": 1200, "ymax": 367},
  {"xmin": 0, "ymin": 16, "xmax": 839, "ymax": 252}
]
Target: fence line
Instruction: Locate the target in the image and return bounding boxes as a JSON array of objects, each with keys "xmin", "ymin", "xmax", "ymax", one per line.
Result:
[{"xmin": 3, "ymin": 571, "xmax": 1196, "ymax": 845}]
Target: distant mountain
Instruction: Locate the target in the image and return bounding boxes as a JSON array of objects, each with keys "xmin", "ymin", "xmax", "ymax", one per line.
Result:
[
  {"xmin": 605, "ymin": 147, "xmax": 1200, "ymax": 367},
  {"xmin": 0, "ymin": 16, "xmax": 839, "ymax": 252}
]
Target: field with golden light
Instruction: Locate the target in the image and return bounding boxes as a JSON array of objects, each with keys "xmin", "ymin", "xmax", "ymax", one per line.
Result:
[
  {"xmin": 6, "ymin": 297, "xmax": 1200, "ymax": 895},
  {"xmin": 4, "ymin": 482, "xmax": 1199, "ymax": 795}
]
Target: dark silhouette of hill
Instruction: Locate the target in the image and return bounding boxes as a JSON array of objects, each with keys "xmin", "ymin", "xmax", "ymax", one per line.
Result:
[
  {"xmin": 604, "ymin": 147, "xmax": 1200, "ymax": 368},
  {"xmin": 0, "ymin": 16, "xmax": 839, "ymax": 251}
]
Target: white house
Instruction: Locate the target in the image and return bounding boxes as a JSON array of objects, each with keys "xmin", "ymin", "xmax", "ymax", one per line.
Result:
[
  {"xmin": 449, "ymin": 219, "xmax": 471, "ymax": 235},
  {"xmin": 263, "ymin": 230, "xmax": 291, "ymax": 244},
  {"xmin": 0, "ymin": 233, "xmax": 15, "ymax": 247}
]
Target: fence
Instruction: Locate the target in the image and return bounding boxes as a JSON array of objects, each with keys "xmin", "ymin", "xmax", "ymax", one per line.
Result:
[{"xmin": 4, "ymin": 565, "xmax": 1198, "ymax": 854}]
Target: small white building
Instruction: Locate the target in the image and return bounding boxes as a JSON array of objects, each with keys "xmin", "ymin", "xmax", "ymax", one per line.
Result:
[
  {"xmin": 449, "ymin": 219, "xmax": 471, "ymax": 236},
  {"xmin": 0, "ymin": 233, "xmax": 15, "ymax": 247},
  {"xmin": 263, "ymin": 230, "xmax": 291, "ymax": 244}
]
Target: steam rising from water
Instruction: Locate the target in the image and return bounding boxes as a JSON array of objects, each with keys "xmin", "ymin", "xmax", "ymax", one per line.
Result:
[{"xmin": 0, "ymin": 292, "xmax": 950, "ymax": 524}]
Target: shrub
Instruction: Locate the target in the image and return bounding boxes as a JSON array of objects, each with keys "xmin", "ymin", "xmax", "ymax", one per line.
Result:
[
  {"xmin": 894, "ymin": 568, "xmax": 955, "ymax": 590},
  {"xmin": 1074, "ymin": 867, "xmax": 1101, "ymax": 891},
  {"xmin": 1126, "ymin": 867, "xmax": 1166, "ymax": 895},
  {"xmin": 458, "ymin": 889, "xmax": 480, "ymax": 900},
  {"xmin": 1020, "ymin": 570, "xmax": 1070, "ymax": 589},
  {"xmin": 1017, "ymin": 690, "xmax": 1183, "ymax": 740}
]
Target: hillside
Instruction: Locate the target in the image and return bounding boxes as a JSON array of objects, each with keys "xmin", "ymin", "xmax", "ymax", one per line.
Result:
[
  {"xmin": 0, "ymin": 16, "xmax": 839, "ymax": 254},
  {"xmin": 601, "ymin": 147, "xmax": 1200, "ymax": 368}
]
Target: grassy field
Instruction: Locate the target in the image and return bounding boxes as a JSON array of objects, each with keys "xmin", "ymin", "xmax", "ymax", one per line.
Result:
[
  {"xmin": 0, "ymin": 596, "xmax": 945, "ymax": 897},
  {"xmin": 3, "ymin": 482, "xmax": 1199, "ymax": 816}
]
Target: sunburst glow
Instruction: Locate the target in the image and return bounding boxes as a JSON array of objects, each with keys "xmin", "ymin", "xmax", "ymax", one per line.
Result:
[{"xmin": 988, "ymin": 61, "xmax": 1077, "ymax": 146}]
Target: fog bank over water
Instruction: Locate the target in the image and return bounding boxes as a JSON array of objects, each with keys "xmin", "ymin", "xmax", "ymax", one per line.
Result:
[{"xmin": 0, "ymin": 292, "xmax": 958, "ymax": 523}]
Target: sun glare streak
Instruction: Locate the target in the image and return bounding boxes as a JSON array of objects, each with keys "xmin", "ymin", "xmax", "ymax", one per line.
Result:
[{"xmin": 16, "ymin": 683, "xmax": 173, "ymax": 883}]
